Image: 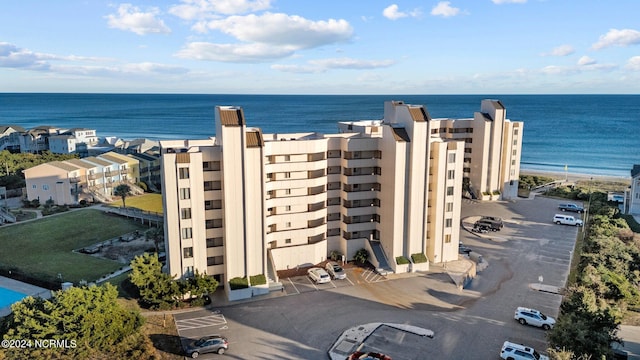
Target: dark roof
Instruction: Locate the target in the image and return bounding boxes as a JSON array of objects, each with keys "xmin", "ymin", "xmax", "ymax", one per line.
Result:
[
  {"xmin": 632, "ymin": 164, "xmax": 640, "ymax": 178},
  {"xmin": 481, "ymin": 112, "xmax": 493, "ymax": 121},
  {"xmin": 390, "ymin": 126, "xmax": 411, "ymax": 142},
  {"xmin": 0, "ymin": 125, "xmax": 26, "ymax": 133}
]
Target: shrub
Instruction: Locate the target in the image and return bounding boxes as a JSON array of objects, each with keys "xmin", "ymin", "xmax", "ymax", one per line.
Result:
[
  {"xmin": 354, "ymin": 248, "xmax": 369, "ymax": 264},
  {"xmin": 396, "ymin": 256, "xmax": 410, "ymax": 265},
  {"xmin": 329, "ymin": 250, "xmax": 342, "ymax": 261},
  {"xmin": 250, "ymin": 274, "xmax": 266, "ymax": 286},
  {"xmin": 229, "ymin": 277, "xmax": 249, "ymax": 290},
  {"xmin": 492, "ymin": 190, "xmax": 501, "ymax": 195},
  {"xmin": 411, "ymin": 253, "xmax": 428, "ymax": 263},
  {"xmin": 136, "ymin": 182, "xmax": 148, "ymax": 192}
]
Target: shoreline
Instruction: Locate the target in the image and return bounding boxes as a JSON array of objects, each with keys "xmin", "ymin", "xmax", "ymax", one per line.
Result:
[{"xmin": 520, "ymin": 168, "xmax": 630, "ymax": 184}]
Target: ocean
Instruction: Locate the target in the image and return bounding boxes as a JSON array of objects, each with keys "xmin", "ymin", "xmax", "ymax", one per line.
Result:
[{"xmin": 1, "ymin": 93, "xmax": 638, "ymax": 178}]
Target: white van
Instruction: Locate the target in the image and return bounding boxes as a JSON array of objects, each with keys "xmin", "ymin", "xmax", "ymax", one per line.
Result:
[{"xmin": 553, "ymin": 214, "xmax": 583, "ymax": 226}]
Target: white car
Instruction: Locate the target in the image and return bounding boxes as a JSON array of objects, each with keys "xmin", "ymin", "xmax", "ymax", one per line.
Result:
[
  {"xmin": 514, "ymin": 307, "xmax": 556, "ymax": 330},
  {"xmin": 553, "ymin": 214, "xmax": 583, "ymax": 226},
  {"xmin": 307, "ymin": 267, "xmax": 331, "ymax": 284},
  {"xmin": 500, "ymin": 341, "xmax": 548, "ymax": 360},
  {"xmin": 325, "ymin": 262, "xmax": 346, "ymax": 280}
]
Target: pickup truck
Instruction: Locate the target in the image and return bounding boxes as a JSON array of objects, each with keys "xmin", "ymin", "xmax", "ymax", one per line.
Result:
[{"xmin": 558, "ymin": 203, "xmax": 584, "ymax": 213}]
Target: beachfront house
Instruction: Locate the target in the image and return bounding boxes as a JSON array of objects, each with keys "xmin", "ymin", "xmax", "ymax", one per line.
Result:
[{"xmin": 0, "ymin": 125, "xmax": 26, "ymax": 152}]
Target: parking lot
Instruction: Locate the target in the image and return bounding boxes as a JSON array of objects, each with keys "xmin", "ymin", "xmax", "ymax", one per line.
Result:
[
  {"xmin": 282, "ymin": 267, "xmax": 388, "ymax": 295},
  {"xmin": 174, "ymin": 196, "xmax": 582, "ymax": 359}
]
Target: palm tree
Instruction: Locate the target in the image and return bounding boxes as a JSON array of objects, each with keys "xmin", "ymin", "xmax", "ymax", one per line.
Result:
[{"xmin": 113, "ymin": 184, "xmax": 132, "ymax": 208}]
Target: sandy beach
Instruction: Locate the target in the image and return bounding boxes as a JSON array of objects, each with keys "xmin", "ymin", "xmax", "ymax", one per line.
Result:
[{"xmin": 520, "ymin": 169, "xmax": 630, "ymax": 184}]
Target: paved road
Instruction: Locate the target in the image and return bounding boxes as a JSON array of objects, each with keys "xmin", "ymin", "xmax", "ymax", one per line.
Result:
[{"xmin": 175, "ymin": 196, "xmax": 579, "ymax": 359}]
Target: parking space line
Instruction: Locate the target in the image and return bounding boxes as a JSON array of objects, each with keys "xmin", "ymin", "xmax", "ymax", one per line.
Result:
[
  {"xmin": 287, "ymin": 278, "xmax": 300, "ymax": 295},
  {"xmin": 175, "ymin": 314, "xmax": 227, "ymax": 331},
  {"xmin": 345, "ymin": 276, "xmax": 355, "ymax": 286}
]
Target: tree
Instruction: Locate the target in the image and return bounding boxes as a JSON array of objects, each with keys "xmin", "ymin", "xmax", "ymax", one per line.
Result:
[
  {"xmin": 183, "ymin": 270, "xmax": 219, "ymax": 304},
  {"xmin": 0, "ymin": 284, "xmax": 151, "ymax": 360},
  {"xmin": 145, "ymin": 226, "xmax": 164, "ymax": 253},
  {"xmin": 129, "ymin": 252, "xmax": 181, "ymax": 309},
  {"xmin": 113, "ymin": 184, "xmax": 132, "ymax": 208}
]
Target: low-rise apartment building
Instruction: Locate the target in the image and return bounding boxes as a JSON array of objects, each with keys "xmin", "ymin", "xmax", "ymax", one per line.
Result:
[
  {"xmin": 160, "ymin": 99, "xmax": 523, "ymax": 299},
  {"xmin": 24, "ymin": 151, "xmax": 140, "ymax": 204},
  {"xmin": 625, "ymin": 164, "xmax": 640, "ymax": 215}
]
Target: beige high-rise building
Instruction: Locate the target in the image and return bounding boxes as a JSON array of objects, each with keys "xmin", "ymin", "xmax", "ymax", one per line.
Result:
[{"xmin": 160, "ymin": 100, "xmax": 523, "ymax": 299}]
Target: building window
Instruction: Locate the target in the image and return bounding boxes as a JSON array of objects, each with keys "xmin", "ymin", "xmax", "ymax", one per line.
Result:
[
  {"xmin": 183, "ymin": 247, "xmax": 193, "ymax": 259},
  {"xmin": 181, "ymin": 208, "xmax": 192, "ymax": 219},
  {"xmin": 285, "ymin": 205, "xmax": 291, "ymax": 211},
  {"xmin": 514, "ymin": 129, "xmax": 519, "ymax": 135},
  {"xmin": 285, "ymin": 189, "xmax": 291, "ymax": 195},
  {"xmin": 464, "ymin": 148, "xmax": 472, "ymax": 153},
  {"xmin": 446, "ymin": 186, "xmax": 454, "ymax": 196},
  {"xmin": 446, "ymin": 202, "xmax": 454, "ymax": 212},
  {"xmin": 445, "ymin": 219, "xmax": 453, "ymax": 228},
  {"xmin": 445, "ymin": 234, "xmax": 452, "ymax": 243},
  {"xmin": 447, "ymin": 170, "xmax": 455, "ymax": 180},
  {"xmin": 32, "ymin": 184, "xmax": 36, "ymax": 189},
  {"xmin": 207, "ymin": 256, "xmax": 224, "ymax": 266},
  {"xmin": 285, "ymin": 239, "xmax": 292, "ymax": 244},
  {"xmin": 181, "ymin": 227, "xmax": 192, "ymax": 239},
  {"xmin": 180, "ymin": 188, "xmax": 190, "ymax": 200},
  {"xmin": 179, "ymin": 167, "xmax": 189, "ymax": 179},
  {"xmin": 513, "ymin": 140, "xmax": 518, "ymax": 145},
  {"xmin": 184, "ymin": 266, "xmax": 194, "ymax": 277},
  {"xmin": 284, "ymin": 155, "xmax": 291, "ymax": 162},
  {"xmin": 284, "ymin": 172, "xmax": 291, "ymax": 179},
  {"xmin": 286, "ymin": 222, "xmax": 291, "ymax": 228},
  {"xmin": 207, "ymin": 237, "xmax": 224, "ymax": 248},
  {"xmin": 43, "ymin": 184, "xmax": 49, "ymax": 190}
]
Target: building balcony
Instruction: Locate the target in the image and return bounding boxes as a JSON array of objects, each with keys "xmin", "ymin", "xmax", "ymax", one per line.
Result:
[
  {"xmin": 308, "ymin": 233, "xmax": 325, "ymax": 244},
  {"xmin": 69, "ymin": 176, "xmax": 81, "ymax": 183},
  {"xmin": 343, "ymin": 183, "xmax": 380, "ymax": 192},
  {"xmin": 342, "ymin": 174, "xmax": 378, "ymax": 184},
  {"xmin": 88, "ymin": 173, "xmax": 102, "ymax": 180},
  {"xmin": 307, "ymin": 218, "xmax": 326, "ymax": 228},
  {"xmin": 308, "ymin": 201, "xmax": 325, "ymax": 212}
]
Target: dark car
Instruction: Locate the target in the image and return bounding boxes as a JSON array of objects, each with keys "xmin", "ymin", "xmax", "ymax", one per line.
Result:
[
  {"xmin": 480, "ymin": 216, "xmax": 504, "ymax": 229},
  {"xmin": 185, "ymin": 335, "xmax": 228, "ymax": 358},
  {"xmin": 458, "ymin": 243, "xmax": 472, "ymax": 254},
  {"xmin": 475, "ymin": 219, "xmax": 501, "ymax": 231},
  {"xmin": 558, "ymin": 203, "xmax": 584, "ymax": 213}
]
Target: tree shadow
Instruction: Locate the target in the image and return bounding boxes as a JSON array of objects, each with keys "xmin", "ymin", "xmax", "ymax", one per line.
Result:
[{"xmin": 148, "ymin": 333, "xmax": 184, "ymax": 356}]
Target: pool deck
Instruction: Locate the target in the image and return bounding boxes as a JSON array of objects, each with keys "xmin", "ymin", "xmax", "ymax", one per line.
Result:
[{"xmin": 0, "ymin": 276, "xmax": 52, "ymax": 317}]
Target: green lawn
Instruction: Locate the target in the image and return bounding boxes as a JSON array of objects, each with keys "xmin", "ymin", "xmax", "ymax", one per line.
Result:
[
  {"xmin": 0, "ymin": 209, "xmax": 147, "ymax": 285},
  {"xmin": 107, "ymin": 193, "xmax": 163, "ymax": 214}
]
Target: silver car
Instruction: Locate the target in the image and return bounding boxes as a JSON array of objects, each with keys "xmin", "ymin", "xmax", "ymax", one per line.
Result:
[
  {"xmin": 307, "ymin": 267, "xmax": 331, "ymax": 283},
  {"xmin": 325, "ymin": 262, "xmax": 346, "ymax": 280},
  {"xmin": 514, "ymin": 307, "xmax": 556, "ymax": 330}
]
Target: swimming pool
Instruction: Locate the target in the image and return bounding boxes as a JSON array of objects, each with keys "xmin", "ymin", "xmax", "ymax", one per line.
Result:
[{"xmin": 0, "ymin": 287, "xmax": 28, "ymax": 308}]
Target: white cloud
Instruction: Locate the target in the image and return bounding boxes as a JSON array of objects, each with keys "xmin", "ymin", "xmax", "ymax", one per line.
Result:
[
  {"xmin": 169, "ymin": 0, "xmax": 272, "ymax": 20},
  {"xmin": 106, "ymin": 4, "xmax": 170, "ymax": 35},
  {"xmin": 177, "ymin": 12, "xmax": 353, "ymax": 63},
  {"xmin": 492, "ymin": 0, "xmax": 526, "ymax": 4},
  {"xmin": 201, "ymin": 13, "xmax": 352, "ymax": 48},
  {"xmin": 431, "ymin": 2, "xmax": 460, "ymax": 18},
  {"xmin": 577, "ymin": 56, "xmax": 596, "ymax": 66},
  {"xmin": 626, "ymin": 56, "xmax": 640, "ymax": 71},
  {"xmin": 592, "ymin": 28, "xmax": 640, "ymax": 50},
  {"xmin": 0, "ymin": 42, "xmax": 62, "ymax": 70},
  {"xmin": 272, "ymin": 57, "xmax": 395, "ymax": 73},
  {"xmin": 382, "ymin": 4, "xmax": 420, "ymax": 20},
  {"xmin": 542, "ymin": 44, "xmax": 575, "ymax": 57},
  {"xmin": 175, "ymin": 42, "xmax": 296, "ymax": 63}
]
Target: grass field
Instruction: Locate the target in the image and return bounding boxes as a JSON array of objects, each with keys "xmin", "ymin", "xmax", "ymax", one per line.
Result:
[
  {"xmin": 0, "ymin": 209, "xmax": 147, "ymax": 285},
  {"xmin": 107, "ymin": 193, "xmax": 163, "ymax": 214}
]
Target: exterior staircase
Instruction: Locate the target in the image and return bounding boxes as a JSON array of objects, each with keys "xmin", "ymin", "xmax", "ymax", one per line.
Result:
[
  {"xmin": 266, "ymin": 249, "xmax": 283, "ymax": 291},
  {"xmin": 368, "ymin": 240, "xmax": 393, "ymax": 274}
]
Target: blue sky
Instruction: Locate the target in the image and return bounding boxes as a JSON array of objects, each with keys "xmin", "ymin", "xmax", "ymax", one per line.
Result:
[{"xmin": 1, "ymin": 0, "xmax": 639, "ymax": 94}]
